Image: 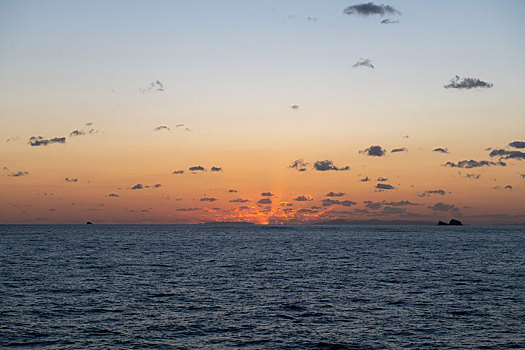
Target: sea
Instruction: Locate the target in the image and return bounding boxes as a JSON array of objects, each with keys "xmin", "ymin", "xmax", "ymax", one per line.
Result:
[{"xmin": 0, "ymin": 224, "xmax": 523, "ymax": 349}]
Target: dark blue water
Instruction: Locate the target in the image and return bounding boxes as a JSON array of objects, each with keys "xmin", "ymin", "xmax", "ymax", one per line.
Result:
[{"xmin": 1, "ymin": 225, "xmax": 524, "ymax": 349}]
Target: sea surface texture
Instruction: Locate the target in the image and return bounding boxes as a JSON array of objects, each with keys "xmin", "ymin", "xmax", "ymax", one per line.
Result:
[{"xmin": 1, "ymin": 225, "xmax": 524, "ymax": 349}]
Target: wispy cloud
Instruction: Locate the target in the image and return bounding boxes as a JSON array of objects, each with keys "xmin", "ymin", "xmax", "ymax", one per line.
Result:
[
  {"xmin": 444, "ymin": 160, "xmax": 506, "ymax": 168},
  {"xmin": 313, "ymin": 160, "xmax": 350, "ymax": 171},
  {"xmin": 172, "ymin": 170, "xmax": 184, "ymax": 174},
  {"xmin": 492, "ymin": 185, "xmax": 513, "ymax": 191},
  {"xmin": 7, "ymin": 170, "xmax": 29, "ymax": 177},
  {"xmin": 154, "ymin": 125, "xmax": 170, "ymax": 131},
  {"xmin": 391, "ymin": 147, "xmax": 407, "ymax": 153},
  {"xmin": 360, "ymin": 145, "xmax": 386, "ymax": 157},
  {"xmin": 326, "ymin": 191, "xmax": 345, "ymax": 197},
  {"xmin": 200, "ymin": 197, "xmax": 218, "ymax": 202},
  {"xmin": 428, "ymin": 202, "xmax": 459, "ymax": 212},
  {"xmin": 417, "ymin": 189, "xmax": 446, "ymax": 197},
  {"xmin": 140, "ymin": 80, "xmax": 164, "ymax": 93},
  {"xmin": 343, "ymin": 2, "xmax": 401, "ymax": 17},
  {"xmin": 6, "ymin": 136, "xmax": 19, "ymax": 143},
  {"xmin": 176, "ymin": 208, "xmax": 200, "ymax": 212},
  {"xmin": 29, "ymin": 136, "xmax": 66, "ymax": 147},
  {"xmin": 107, "ymin": 193, "xmax": 120, "ymax": 198},
  {"xmin": 382, "ymin": 200, "xmax": 419, "ymax": 206},
  {"xmin": 289, "ymin": 159, "xmax": 308, "ymax": 171},
  {"xmin": 433, "ymin": 148, "xmax": 449, "ymax": 154},
  {"xmin": 230, "ymin": 198, "xmax": 250, "ymax": 203},
  {"xmin": 352, "ymin": 58, "xmax": 374, "ymax": 69},
  {"xmin": 322, "ymin": 199, "xmax": 356, "ymax": 207},
  {"xmin": 444, "ymin": 76, "xmax": 493, "ymax": 89},
  {"xmin": 381, "ymin": 18, "xmax": 399, "ymax": 24},
  {"xmin": 65, "ymin": 177, "xmax": 78, "ymax": 183}
]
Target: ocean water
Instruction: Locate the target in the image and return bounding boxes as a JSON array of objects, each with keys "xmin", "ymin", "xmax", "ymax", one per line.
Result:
[{"xmin": 0, "ymin": 225, "xmax": 524, "ymax": 349}]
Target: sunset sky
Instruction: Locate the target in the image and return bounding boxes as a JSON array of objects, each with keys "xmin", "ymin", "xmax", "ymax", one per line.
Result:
[{"xmin": 1, "ymin": 0, "xmax": 524, "ymax": 224}]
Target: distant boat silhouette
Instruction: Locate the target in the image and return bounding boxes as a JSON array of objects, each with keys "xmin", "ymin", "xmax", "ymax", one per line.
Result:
[
  {"xmin": 86, "ymin": 221, "xmax": 93, "ymax": 225},
  {"xmin": 437, "ymin": 219, "xmax": 462, "ymax": 226}
]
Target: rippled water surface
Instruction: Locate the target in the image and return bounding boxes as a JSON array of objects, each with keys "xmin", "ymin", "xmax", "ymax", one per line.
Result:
[{"xmin": 1, "ymin": 225, "xmax": 524, "ymax": 349}]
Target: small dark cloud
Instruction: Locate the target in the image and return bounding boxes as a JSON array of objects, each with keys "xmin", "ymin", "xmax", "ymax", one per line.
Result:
[
  {"xmin": 492, "ymin": 185, "xmax": 513, "ymax": 191},
  {"xmin": 364, "ymin": 201, "xmax": 381, "ymax": 209},
  {"xmin": 322, "ymin": 199, "xmax": 356, "ymax": 207},
  {"xmin": 65, "ymin": 177, "xmax": 78, "ymax": 183},
  {"xmin": 428, "ymin": 202, "xmax": 459, "ymax": 212},
  {"xmin": 152, "ymin": 184, "xmax": 162, "ymax": 188},
  {"xmin": 200, "ymin": 197, "xmax": 217, "ymax": 202},
  {"xmin": 352, "ymin": 58, "xmax": 374, "ymax": 69},
  {"xmin": 382, "ymin": 200, "xmax": 419, "ymax": 206},
  {"xmin": 444, "ymin": 76, "xmax": 493, "ymax": 89},
  {"xmin": 294, "ymin": 195, "xmax": 313, "ymax": 202},
  {"xmin": 360, "ymin": 145, "xmax": 386, "ymax": 157},
  {"xmin": 391, "ymin": 148, "xmax": 407, "ymax": 153},
  {"xmin": 297, "ymin": 208, "xmax": 319, "ymax": 214},
  {"xmin": 433, "ymin": 148, "xmax": 449, "ymax": 154},
  {"xmin": 360, "ymin": 176, "xmax": 371, "ymax": 182},
  {"xmin": 29, "ymin": 136, "xmax": 66, "ymax": 147},
  {"xmin": 211, "ymin": 166, "xmax": 222, "ymax": 172},
  {"xmin": 382, "ymin": 207, "xmax": 405, "ymax": 214},
  {"xmin": 291, "ymin": 105, "xmax": 299, "ymax": 110},
  {"xmin": 189, "ymin": 166, "xmax": 205, "ymax": 172},
  {"xmin": 49, "ymin": 208, "xmax": 56, "ymax": 212},
  {"xmin": 289, "ymin": 159, "xmax": 308, "ymax": 171},
  {"xmin": 141, "ymin": 80, "xmax": 164, "ymax": 93},
  {"xmin": 417, "ymin": 189, "xmax": 446, "ymax": 197},
  {"xmin": 261, "ymin": 192, "xmax": 274, "ymax": 197},
  {"xmin": 154, "ymin": 125, "xmax": 170, "ymax": 131},
  {"xmin": 69, "ymin": 130, "xmax": 85, "ymax": 137},
  {"xmin": 8, "ymin": 171, "xmax": 29, "ymax": 177},
  {"xmin": 509, "ymin": 141, "xmax": 525, "ymax": 149},
  {"xmin": 326, "ymin": 191, "xmax": 345, "ymax": 197},
  {"xmin": 257, "ymin": 198, "xmax": 272, "ymax": 205},
  {"xmin": 343, "ymin": 3, "xmax": 401, "ymax": 17},
  {"xmin": 107, "ymin": 193, "xmax": 120, "ymax": 198},
  {"xmin": 381, "ymin": 18, "xmax": 398, "ymax": 24},
  {"xmin": 176, "ymin": 124, "xmax": 185, "ymax": 128},
  {"xmin": 228, "ymin": 189, "xmax": 237, "ymax": 193},
  {"xmin": 238, "ymin": 205, "xmax": 252, "ymax": 211},
  {"xmin": 313, "ymin": 160, "xmax": 350, "ymax": 171},
  {"xmin": 230, "ymin": 198, "xmax": 250, "ymax": 203},
  {"xmin": 444, "ymin": 160, "xmax": 506, "ymax": 168},
  {"xmin": 341, "ymin": 200, "xmax": 357, "ymax": 207},
  {"xmin": 376, "ymin": 183, "xmax": 394, "ymax": 190},
  {"xmin": 464, "ymin": 173, "xmax": 481, "ymax": 180},
  {"xmin": 176, "ymin": 208, "xmax": 200, "ymax": 212},
  {"xmin": 489, "ymin": 149, "xmax": 525, "ymax": 160},
  {"xmin": 377, "ymin": 177, "xmax": 388, "ymax": 182},
  {"xmin": 85, "ymin": 122, "xmax": 93, "ymax": 126},
  {"xmin": 172, "ymin": 170, "xmax": 184, "ymax": 174},
  {"xmin": 130, "ymin": 184, "xmax": 144, "ymax": 190}
]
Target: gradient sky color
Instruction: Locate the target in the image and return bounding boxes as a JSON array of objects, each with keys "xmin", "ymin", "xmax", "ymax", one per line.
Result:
[{"xmin": 1, "ymin": 0, "xmax": 524, "ymax": 224}]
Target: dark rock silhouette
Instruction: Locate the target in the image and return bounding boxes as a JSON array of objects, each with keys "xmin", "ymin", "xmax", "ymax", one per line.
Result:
[
  {"xmin": 437, "ymin": 219, "xmax": 463, "ymax": 226},
  {"xmin": 86, "ymin": 221, "xmax": 93, "ymax": 225}
]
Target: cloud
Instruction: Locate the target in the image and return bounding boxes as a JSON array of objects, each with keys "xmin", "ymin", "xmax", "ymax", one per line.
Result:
[
  {"xmin": 176, "ymin": 124, "xmax": 185, "ymax": 128},
  {"xmin": 8, "ymin": 171, "xmax": 29, "ymax": 177},
  {"xmin": 391, "ymin": 147, "xmax": 407, "ymax": 153},
  {"xmin": 200, "ymin": 197, "xmax": 218, "ymax": 202},
  {"xmin": 509, "ymin": 141, "xmax": 525, "ymax": 149},
  {"xmin": 211, "ymin": 167, "xmax": 222, "ymax": 172},
  {"xmin": 6, "ymin": 136, "xmax": 19, "ymax": 143},
  {"xmin": 428, "ymin": 202, "xmax": 459, "ymax": 212},
  {"xmin": 381, "ymin": 18, "xmax": 399, "ymax": 24},
  {"xmin": 230, "ymin": 198, "xmax": 250, "ymax": 203},
  {"xmin": 417, "ymin": 189, "xmax": 446, "ymax": 197},
  {"xmin": 152, "ymin": 184, "xmax": 162, "ymax": 188},
  {"xmin": 464, "ymin": 173, "xmax": 481, "ymax": 180},
  {"xmin": 65, "ymin": 177, "xmax": 78, "ymax": 183},
  {"xmin": 228, "ymin": 189, "xmax": 238, "ymax": 193},
  {"xmin": 433, "ymin": 148, "xmax": 449, "ymax": 154},
  {"xmin": 141, "ymin": 80, "xmax": 164, "ymax": 93},
  {"xmin": 291, "ymin": 105, "xmax": 299, "ymax": 110},
  {"xmin": 176, "ymin": 208, "xmax": 200, "ymax": 212},
  {"xmin": 172, "ymin": 170, "xmax": 184, "ymax": 174},
  {"xmin": 261, "ymin": 192, "xmax": 274, "ymax": 197},
  {"xmin": 444, "ymin": 160, "xmax": 506, "ymax": 168},
  {"xmin": 382, "ymin": 200, "xmax": 419, "ymax": 206},
  {"xmin": 489, "ymin": 149, "xmax": 525, "ymax": 160},
  {"xmin": 313, "ymin": 160, "xmax": 350, "ymax": 171},
  {"xmin": 343, "ymin": 2, "xmax": 401, "ymax": 16},
  {"xmin": 376, "ymin": 183, "xmax": 394, "ymax": 190},
  {"xmin": 289, "ymin": 159, "xmax": 308, "ymax": 171},
  {"xmin": 382, "ymin": 207, "xmax": 405, "ymax": 214},
  {"xmin": 189, "ymin": 166, "xmax": 205, "ymax": 171},
  {"xmin": 521, "ymin": 174, "xmax": 525, "ymax": 179},
  {"xmin": 257, "ymin": 198, "xmax": 272, "ymax": 205},
  {"xmin": 296, "ymin": 208, "xmax": 319, "ymax": 214},
  {"xmin": 294, "ymin": 195, "xmax": 313, "ymax": 202},
  {"xmin": 360, "ymin": 176, "xmax": 371, "ymax": 182},
  {"xmin": 107, "ymin": 193, "xmax": 120, "ymax": 198},
  {"xmin": 326, "ymin": 192, "xmax": 345, "ymax": 197},
  {"xmin": 322, "ymin": 199, "xmax": 356, "ymax": 207},
  {"xmin": 69, "ymin": 130, "xmax": 85, "ymax": 137},
  {"xmin": 377, "ymin": 177, "xmax": 388, "ymax": 182},
  {"xmin": 360, "ymin": 145, "xmax": 386, "ymax": 157},
  {"xmin": 352, "ymin": 58, "xmax": 374, "ymax": 69},
  {"xmin": 29, "ymin": 136, "xmax": 66, "ymax": 147},
  {"xmin": 444, "ymin": 76, "xmax": 493, "ymax": 89},
  {"xmin": 365, "ymin": 201, "xmax": 381, "ymax": 209},
  {"xmin": 492, "ymin": 185, "xmax": 513, "ymax": 191},
  {"xmin": 154, "ymin": 125, "xmax": 170, "ymax": 131},
  {"xmin": 130, "ymin": 184, "xmax": 144, "ymax": 190}
]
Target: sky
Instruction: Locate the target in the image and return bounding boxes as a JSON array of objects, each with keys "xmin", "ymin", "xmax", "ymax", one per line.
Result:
[{"xmin": 1, "ymin": 0, "xmax": 524, "ymax": 224}]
